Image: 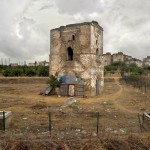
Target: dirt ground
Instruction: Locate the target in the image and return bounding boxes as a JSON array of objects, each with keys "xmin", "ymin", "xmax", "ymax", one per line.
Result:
[{"xmin": 0, "ymin": 77, "xmax": 150, "ymax": 149}]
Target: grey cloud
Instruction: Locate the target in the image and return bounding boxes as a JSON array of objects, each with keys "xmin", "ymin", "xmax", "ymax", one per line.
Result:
[
  {"xmin": 0, "ymin": 0, "xmax": 149, "ymax": 63},
  {"xmin": 93, "ymin": 0, "xmax": 150, "ymax": 59},
  {"xmin": 0, "ymin": 0, "xmax": 50, "ymax": 62},
  {"xmin": 39, "ymin": 4, "xmax": 53, "ymax": 11},
  {"xmin": 54, "ymin": 0, "xmax": 101, "ymax": 15},
  {"xmin": 0, "ymin": 15, "xmax": 48, "ymax": 62},
  {"xmin": 18, "ymin": 17, "xmax": 36, "ymax": 39}
]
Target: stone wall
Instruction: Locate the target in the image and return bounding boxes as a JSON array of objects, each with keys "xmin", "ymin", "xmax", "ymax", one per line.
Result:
[{"xmin": 103, "ymin": 53, "xmax": 112, "ymax": 66}]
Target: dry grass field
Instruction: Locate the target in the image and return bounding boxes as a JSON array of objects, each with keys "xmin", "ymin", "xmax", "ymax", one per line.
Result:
[{"xmin": 0, "ymin": 77, "xmax": 150, "ymax": 149}]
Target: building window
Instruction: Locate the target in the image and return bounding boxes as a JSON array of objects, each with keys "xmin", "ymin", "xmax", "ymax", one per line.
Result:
[
  {"xmin": 67, "ymin": 47, "xmax": 73, "ymax": 61},
  {"xmin": 72, "ymin": 35, "xmax": 75, "ymax": 40}
]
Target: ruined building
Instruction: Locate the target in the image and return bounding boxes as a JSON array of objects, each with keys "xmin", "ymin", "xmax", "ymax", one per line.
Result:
[
  {"xmin": 103, "ymin": 52, "xmax": 112, "ymax": 66},
  {"xmin": 49, "ymin": 21, "xmax": 104, "ymax": 97},
  {"xmin": 103, "ymin": 52, "xmax": 143, "ymax": 67}
]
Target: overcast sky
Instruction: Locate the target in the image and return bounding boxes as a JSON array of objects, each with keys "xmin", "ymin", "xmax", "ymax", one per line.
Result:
[{"xmin": 0, "ymin": 0, "xmax": 150, "ymax": 64}]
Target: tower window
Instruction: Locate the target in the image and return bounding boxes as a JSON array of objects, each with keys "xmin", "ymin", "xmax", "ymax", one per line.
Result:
[
  {"xmin": 96, "ymin": 49, "xmax": 99, "ymax": 55},
  {"xmin": 67, "ymin": 47, "xmax": 73, "ymax": 61},
  {"xmin": 72, "ymin": 35, "xmax": 75, "ymax": 40}
]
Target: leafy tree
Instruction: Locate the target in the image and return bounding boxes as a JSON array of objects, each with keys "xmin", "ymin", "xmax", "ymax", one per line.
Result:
[
  {"xmin": 105, "ymin": 61, "xmax": 146, "ymax": 77},
  {"xmin": 3, "ymin": 69, "xmax": 12, "ymax": 77},
  {"xmin": 37, "ymin": 66, "xmax": 49, "ymax": 77},
  {"xmin": 105, "ymin": 65, "xmax": 112, "ymax": 71},
  {"xmin": 143, "ymin": 66, "xmax": 150, "ymax": 71},
  {"xmin": 25, "ymin": 68, "xmax": 36, "ymax": 76},
  {"xmin": 129, "ymin": 63, "xmax": 137, "ymax": 67},
  {"xmin": 10, "ymin": 69, "xmax": 23, "ymax": 77}
]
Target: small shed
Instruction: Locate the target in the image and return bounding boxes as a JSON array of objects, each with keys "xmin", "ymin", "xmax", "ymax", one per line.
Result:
[{"xmin": 60, "ymin": 75, "xmax": 84, "ymax": 97}]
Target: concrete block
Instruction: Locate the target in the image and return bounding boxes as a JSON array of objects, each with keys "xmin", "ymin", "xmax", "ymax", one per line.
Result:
[{"xmin": 0, "ymin": 111, "xmax": 12, "ymax": 130}]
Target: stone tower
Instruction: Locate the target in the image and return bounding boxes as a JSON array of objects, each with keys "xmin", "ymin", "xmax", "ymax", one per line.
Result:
[{"xmin": 49, "ymin": 21, "xmax": 104, "ymax": 97}]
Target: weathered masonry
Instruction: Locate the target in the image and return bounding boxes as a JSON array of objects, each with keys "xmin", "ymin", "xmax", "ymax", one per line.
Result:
[{"xmin": 49, "ymin": 21, "xmax": 104, "ymax": 97}]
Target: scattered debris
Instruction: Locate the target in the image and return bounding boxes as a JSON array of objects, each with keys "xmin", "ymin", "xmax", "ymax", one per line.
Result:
[
  {"xmin": 68, "ymin": 103, "xmax": 79, "ymax": 110},
  {"xmin": 45, "ymin": 87, "xmax": 53, "ymax": 95},
  {"xmin": 119, "ymin": 128, "xmax": 127, "ymax": 134},
  {"xmin": 39, "ymin": 86, "xmax": 53, "ymax": 95},
  {"xmin": 142, "ymin": 112, "xmax": 150, "ymax": 131},
  {"xmin": 64, "ymin": 97, "xmax": 78, "ymax": 105},
  {"xmin": 105, "ymin": 109, "xmax": 111, "ymax": 113},
  {"xmin": 60, "ymin": 97, "xmax": 79, "ymax": 111},
  {"xmin": 101, "ymin": 101, "xmax": 113, "ymax": 106},
  {"xmin": 105, "ymin": 127, "xmax": 112, "ymax": 132},
  {"xmin": 39, "ymin": 87, "xmax": 48, "ymax": 95},
  {"xmin": 92, "ymin": 132, "xmax": 97, "ymax": 137},
  {"xmin": 31, "ymin": 104, "xmax": 47, "ymax": 110}
]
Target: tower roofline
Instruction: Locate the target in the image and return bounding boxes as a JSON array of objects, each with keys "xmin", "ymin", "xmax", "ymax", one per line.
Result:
[{"xmin": 51, "ymin": 20, "xmax": 103, "ymax": 31}]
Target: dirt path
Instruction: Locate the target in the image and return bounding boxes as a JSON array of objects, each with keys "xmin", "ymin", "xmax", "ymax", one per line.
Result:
[{"xmin": 105, "ymin": 79, "xmax": 139, "ymax": 114}]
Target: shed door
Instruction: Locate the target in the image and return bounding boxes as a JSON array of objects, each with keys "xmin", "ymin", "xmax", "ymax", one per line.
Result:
[{"xmin": 68, "ymin": 85, "xmax": 75, "ymax": 96}]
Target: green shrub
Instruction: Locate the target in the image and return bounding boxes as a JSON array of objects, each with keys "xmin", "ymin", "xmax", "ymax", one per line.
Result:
[
  {"xmin": 25, "ymin": 69, "xmax": 36, "ymax": 76},
  {"xmin": 10, "ymin": 69, "xmax": 23, "ymax": 77},
  {"xmin": 3, "ymin": 69, "xmax": 12, "ymax": 77},
  {"xmin": 47, "ymin": 75, "xmax": 60, "ymax": 88}
]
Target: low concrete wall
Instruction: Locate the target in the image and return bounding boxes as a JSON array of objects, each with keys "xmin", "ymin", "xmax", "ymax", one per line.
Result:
[{"xmin": 0, "ymin": 77, "xmax": 49, "ymax": 84}]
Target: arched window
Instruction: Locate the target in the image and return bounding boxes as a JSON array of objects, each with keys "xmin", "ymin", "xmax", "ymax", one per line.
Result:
[{"xmin": 67, "ymin": 47, "xmax": 73, "ymax": 61}]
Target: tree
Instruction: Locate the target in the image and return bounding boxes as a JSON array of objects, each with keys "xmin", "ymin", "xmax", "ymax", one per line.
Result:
[
  {"xmin": 3, "ymin": 69, "xmax": 11, "ymax": 77},
  {"xmin": 10, "ymin": 69, "xmax": 23, "ymax": 77}
]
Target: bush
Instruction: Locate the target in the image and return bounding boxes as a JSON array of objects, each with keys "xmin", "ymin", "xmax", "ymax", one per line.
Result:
[
  {"xmin": 3, "ymin": 69, "xmax": 12, "ymax": 77},
  {"xmin": 10, "ymin": 69, "xmax": 23, "ymax": 77},
  {"xmin": 25, "ymin": 69, "xmax": 36, "ymax": 76},
  {"xmin": 37, "ymin": 66, "xmax": 49, "ymax": 77},
  {"xmin": 3, "ymin": 68, "xmax": 23, "ymax": 77},
  {"xmin": 105, "ymin": 62, "xmax": 146, "ymax": 77},
  {"xmin": 129, "ymin": 72, "xmax": 139, "ymax": 78}
]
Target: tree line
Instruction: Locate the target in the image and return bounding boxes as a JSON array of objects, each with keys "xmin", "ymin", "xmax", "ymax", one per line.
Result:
[
  {"xmin": 104, "ymin": 62, "xmax": 150, "ymax": 78},
  {"xmin": 0, "ymin": 65, "xmax": 49, "ymax": 77}
]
